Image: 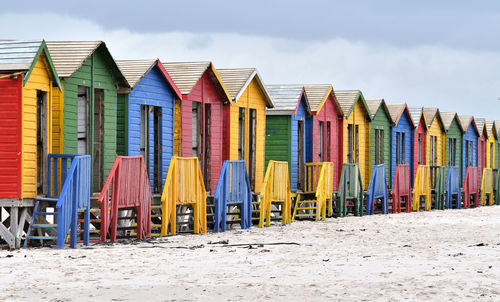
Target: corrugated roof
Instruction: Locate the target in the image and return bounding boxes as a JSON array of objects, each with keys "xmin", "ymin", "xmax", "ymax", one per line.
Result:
[
  {"xmin": 335, "ymin": 90, "xmax": 371, "ymax": 119},
  {"xmin": 408, "ymin": 106, "xmax": 424, "ymax": 128},
  {"xmin": 476, "ymin": 118, "xmax": 486, "ymax": 135},
  {"xmin": 161, "ymin": 61, "xmax": 211, "ymax": 94},
  {"xmin": 486, "ymin": 121, "xmax": 497, "ymax": 138},
  {"xmin": 303, "ymin": 84, "xmax": 331, "ymax": 112},
  {"xmin": 46, "ymin": 41, "xmax": 102, "ymax": 77},
  {"xmin": 116, "ymin": 59, "xmax": 156, "ymax": 88},
  {"xmin": 266, "ymin": 85, "xmax": 310, "ymax": 115},
  {"xmin": 386, "ymin": 103, "xmax": 408, "ymax": 125},
  {"xmin": 439, "ymin": 112, "xmax": 461, "ymax": 131},
  {"xmin": 218, "ymin": 68, "xmax": 273, "ymax": 107},
  {"xmin": 365, "ymin": 99, "xmax": 383, "ymax": 119},
  {"xmin": 0, "ymin": 40, "xmax": 42, "ymax": 71}
]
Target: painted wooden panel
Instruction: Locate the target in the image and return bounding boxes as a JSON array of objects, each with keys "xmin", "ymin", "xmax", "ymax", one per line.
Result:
[
  {"xmin": 0, "ymin": 77, "xmax": 22, "ymax": 198},
  {"xmin": 265, "ymin": 115, "xmax": 290, "ymax": 169},
  {"xmin": 391, "ymin": 111, "xmax": 413, "ymax": 187},
  {"xmin": 426, "ymin": 117, "xmax": 445, "ymax": 167},
  {"xmin": 478, "ymin": 131, "xmax": 487, "ymax": 180},
  {"xmin": 306, "ymin": 94, "xmax": 342, "ymax": 191},
  {"xmin": 226, "ymin": 79, "xmax": 267, "ymax": 193},
  {"xmin": 52, "ymin": 46, "xmax": 120, "ymax": 192},
  {"xmin": 444, "ymin": 118, "xmax": 463, "ymax": 183},
  {"xmin": 123, "ymin": 66, "xmax": 175, "ymax": 193},
  {"xmin": 51, "ymin": 81, "xmax": 64, "ymax": 154},
  {"xmin": 486, "ymin": 133, "xmax": 496, "ymax": 169},
  {"xmin": 116, "ymin": 93, "xmax": 128, "ymax": 156},
  {"xmin": 342, "ymin": 101, "xmax": 371, "ymax": 189},
  {"xmin": 370, "ymin": 109, "xmax": 392, "ymax": 187},
  {"xmin": 413, "ymin": 115, "xmax": 426, "ymax": 182},
  {"xmin": 178, "ymin": 69, "xmax": 225, "ymax": 193},
  {"xmin": 22, "ymin": 54, "xmax": 53, "ymax": 198},
  {"xmin": 174, "ymin": 98, "xmax": 182, "ymax": 156},
  {"xmin": 290, "ymin": 96, "xmax": 307, "ymax": 192},
  {"xmin": 462, "ymin": 124, "xmax": 478, "ymax": 182}
]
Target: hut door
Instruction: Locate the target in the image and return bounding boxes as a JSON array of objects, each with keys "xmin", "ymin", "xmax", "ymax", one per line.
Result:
[
  {"xmin": 238, "ymin": 108, "xmax": 245, "ymax": 160},
  {"xmin": 318, "ymin": 121, "xmax": 324, "ymax": 161},
  {"xmin": 36, "ymin": 90, "xmax": 48, "ymax": 195},
  {"xmin": 297, "ymin": 120, "xmax": 304, "ymax": 190},
  {"xmin": 203, "ymin": 104, "xmax": 211, "ymax": 190},
  {"xmin": 77, "ymin": 86, "xmax": 88, "ymax": 154},
  {"xmin": 92, "ymin": 89, "xmax": 104, "ymax": 193},
  {"xmin": 248, "ymin": 109, "xmax": 257, "ymax": 190},
  {"xmin": 153, "ymin": 107, "xmax": 162, "ymax": 194},
  {"xmin": 140, "ymin": 105, "xmax": 150, "ymax": 171},
  {"xmin": 326, "ymin": 122, "xmax": 331, "ymax": 162}
]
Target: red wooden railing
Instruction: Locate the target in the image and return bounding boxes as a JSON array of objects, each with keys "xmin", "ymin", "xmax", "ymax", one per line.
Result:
[
  {"xmin": 98, "ymin": 156, "xmax": 152, "ymax": 242},
  {"xmin": 392, "ymin": 164, "xmax": 412, "ymax": 213}
]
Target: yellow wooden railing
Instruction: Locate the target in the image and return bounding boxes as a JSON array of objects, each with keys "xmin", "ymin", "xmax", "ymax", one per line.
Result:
[
  {"xmin": 307, "ymin": 162, "xmax": 334, "ymax": 219},
  {"xmin": 412, "ymin": 165, "xmax": 431, "ymax": 211},
  {"xmin": 480, "ymin": 168, "xmax": 494, "ymax": 206},
  {"xmin": 160, "ymin": 157, "xmax": 207, "ymax": 236},
  {"xmin": 258, "ymin": 160, "xmax": 291, "ymax": 227}
]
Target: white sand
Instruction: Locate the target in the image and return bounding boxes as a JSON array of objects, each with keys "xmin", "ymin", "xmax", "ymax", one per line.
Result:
[{"xmin": 1, "ymin": 206, "xmax": 500, "ymax": 301}]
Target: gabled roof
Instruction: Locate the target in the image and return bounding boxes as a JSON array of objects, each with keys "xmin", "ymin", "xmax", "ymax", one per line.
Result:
[
  {"xmin": 115, "ymin": 59, "xmax": 182, "ymax": 99},
  {"xmin": 335, "ymin": 90, "xmax": 371, "ymax": 120},
  {"xmin": 217, "ymin": 68, "xmax": 273, "ymax": 107},
  {"xmin": 265, "ymin": 85, "xmax": 311, "ymax": 115},
  {"xmin": 387, "ymin": 103, "xmax": 415, "ymax": 128},
  {"xmin": 162, "ymin": 61, "xmax": 231, "ymax": 103},
  {"xmin": 485, "ymin": 121, "xmax": 498, "ymax": 139},
  {"xmin": 423, "ymin": 107, "xmax": 444, "ymax": 130},
  {"xmin": 365, "ymin": 98, "xmax": 391, "ymax": 122},
  {"xmin": 458, "ymin": 115, "xmax": 479, "ymax": 135},
  {"xmin": 408, "ymin": 106, "xmax": 427, "ymax": 130},
  {"xmin": 303, "ymin": 84, "xmax": 343, "ymax": 115},
  {"xmin": 46, "ymin": 40, "xmax": 128, "ymax": 88},
  {"xmin": 440, "ymin": 112, "xmax": 464, "ymax": 132},
  {"xmin": 0, "ymin": 39, "xmax": 62, "ymax": 90},
  {"xmin": 476, "ymin": 118, "xmax": 487, "ymax": 136}
]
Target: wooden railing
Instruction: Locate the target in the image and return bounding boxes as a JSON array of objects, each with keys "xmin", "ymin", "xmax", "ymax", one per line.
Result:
[
  {"xmin": 337, "ymin": 163, "xmax": 364, "ymax": 217},
  {"xmin": 306, "ymin": 162, "xmax": 333, "ymax": 219},
  {"xmin": 98, "ymin": 156, "xmax": 152, "ymax": 242},
  {"xmin": 462, "ymin": 166, "xmax": 479, "ymax": 208},
  {"xmin": 392, "ymin": 164, "xmax": 411, "ymax": 213},
  {"xmin": 160, "ymin": 157, "xmax": 207, "ymax": 235},
  {"xmin": 258, "ymin": 160, "xmax": 291, "ymax": 227},
  {"xmin": 412, "ymin": 165, "xmax": 431, "ymax": 211},
  {"xmin": 480, "ymin": 168, "xmax": 494, "ymax": 206},
  {"xmin": 445, "ymin": 166, "xmax": 462, "ymax": 209}
]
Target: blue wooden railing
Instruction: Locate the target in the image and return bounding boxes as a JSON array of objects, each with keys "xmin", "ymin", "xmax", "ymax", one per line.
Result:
[
  {"xmin": 48, "ymin": 154, "xmax": 91, "ymax": 248},
  {"xmin": 213, "ymin": 161, "xmax": 252, "ymax": 232},
  {"xmin": 445, "ymin": 166, "xmax": 462, "ymax": 209},
  {"xmin": 366, "ymin": 164, "xmax": 388, "ymax": 215}
]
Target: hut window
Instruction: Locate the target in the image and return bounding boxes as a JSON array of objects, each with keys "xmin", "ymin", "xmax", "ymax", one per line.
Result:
[
  {"xmin": 430, "ymin": 135, "xmax": 435, "ymax": 166},
  {"xmin": 490, "ymin": 142, "xmax": 494, "ymax": 168},
  {"xmin": 36, "ymin": 90, "xmax": 48, "ymax": 195},
  {"xmin": 318, "ymin": 121, "xmax": 324, "ymax": 161},
  {"xmin": 297, "ymin": 120, "xmax": 305, "ymax": 190},
  {"xmin": 153, "ymin": 107, "xmax": 162, "ymax": 194},
  {"xmin": 448, "ymin": 138, "xmax": 457, "ymax": 166},
  {"xmin": 374, "ymin": 129, "xmax": 384, "ymax": 165},
  {"xmin": 326, "ymin": 122, "xmax": 331, "ymax": 162},
  {"xmin": 77, "ymin": 86, "xmax": 89, "ymax": 155},
  {"xmin": 396, "ymin": 132, "xmax": 405, "ymax": 165},
  {"xmin": 248, "ymin": 109, "xmax": 257, "ymax": 190},
  {"xmin": 418, "ymin": 133, "xmax": 423, "ymax": 164},
  {"xmin": 355, "ymin": 125, "xmax": 359, "ymax": 163},
  {"xmin": 347, "ymin": 124, "xmax": 353, "ymax": 163},
  {"xmin": 238, "ymin": 108, "xmax": 246, "ymax": 161},
  {"xmin": 140, "ymin": 105, "xmax": 150, "ymax": 168},
  {"xmin": 192, "ymin": 102, "xmax": 202, "ymax": 159},
  {"xmin": 92, "ymin": 89, "xmax": 104, "ymax": 193}
]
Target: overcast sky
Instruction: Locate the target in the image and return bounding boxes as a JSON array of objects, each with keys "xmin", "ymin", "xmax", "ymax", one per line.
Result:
[{"xmin": 1, "ymin": 0, "xmax": 499, "ymax": 119}]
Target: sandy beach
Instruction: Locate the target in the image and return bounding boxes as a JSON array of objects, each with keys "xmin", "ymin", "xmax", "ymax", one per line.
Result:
[{"xmin": 1, "ymin": 206, "xmax": 500, "ymax": 301}]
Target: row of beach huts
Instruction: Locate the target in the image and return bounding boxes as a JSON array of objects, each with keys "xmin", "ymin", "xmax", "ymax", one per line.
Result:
[{"xmin": 0, "ymin": 40, "xmax": 498, "ymax": 249}]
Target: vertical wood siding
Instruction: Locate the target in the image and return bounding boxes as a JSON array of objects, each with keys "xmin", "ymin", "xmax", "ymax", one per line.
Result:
[
  {"xmin": 174, "ymin": 98, "xmax": 182, "ymax": 156},
  {"xmin": 391, "ymin": 111, "xmax": 413, "ymax": 186},
  {"xmin": 22, "ymin": 54, "xmax": 53, "ymax": 198},
  {"xmin": 445, "ymin": 119, "xmax": 463, "ymax": 176},
  {"xmin": 413, "ymin": 115, "xmax": 426, "ymax": 182},
  {"xmin": 0, "ymin": 77, "xmax": 22, "ymax": 198},
  {"xmin": 116, "ymin": 93, "xmax": 128, "ymax": 156},
  {"xmin": 290, "ymin": 96, "xmax": 307, "ymax": 192},
  {"xmin": 426, "ymin": 117, "xmax": 446, "ymax": 166},
  {"xmin": 486, "ymin": 133, "xmax": 496, "ymax": 169},
  {"xmin": 342, "ymin": 101, "xmax": 371, "ymax": 189},
  {"xmin": 227, "ymin": 79, "xmax": 267, "ymax": 193},
  {"xmin": 179, "ymin": 69, "xmax": 224, "ymax": 193},
  {"xmin": 51, "ymin": 81, "xmax": 64, "ymax": 153},
  {"xmin": 370, "ymin": 109, "xmax": 392, "ymax": 187},
  {"xmin": 306, "ymin": 94, "xmax": 342, "ymax": 191},
  {"xmin": 124, "ymin": 66, "xmax": 175, "ymax": 192},
  {"xmin": 461, "ymin": 124, "xmax": 478, "ymax": 182},
  {"xmin": 52, "ymin": 46, "xmax": 120, "ymax": 192}
]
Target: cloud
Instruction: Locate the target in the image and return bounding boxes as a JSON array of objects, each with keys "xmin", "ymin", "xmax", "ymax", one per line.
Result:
[{"xmin": 0, "ymin": 12, "xmax": 499, "ymax": 119}]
